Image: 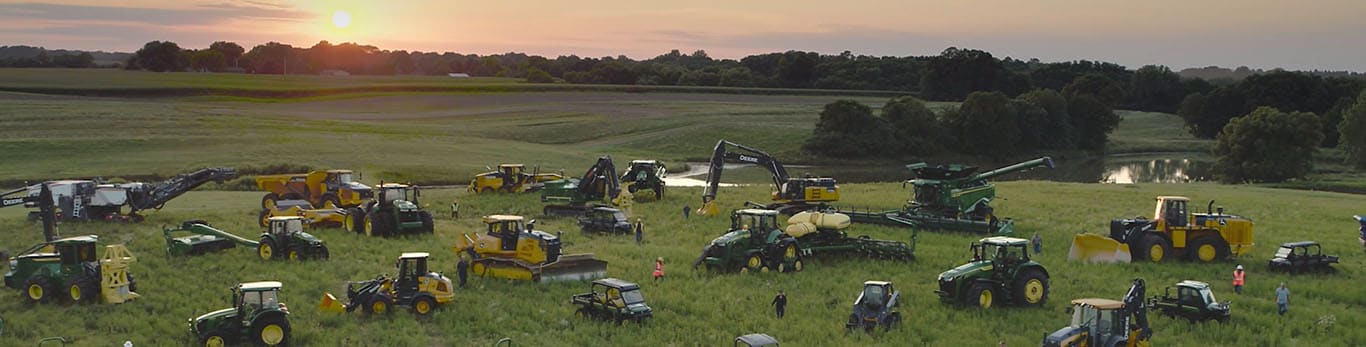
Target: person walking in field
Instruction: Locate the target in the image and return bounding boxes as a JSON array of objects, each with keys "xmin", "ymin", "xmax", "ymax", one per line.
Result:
[
  {"xmin": 635, "ymin": 218, "xmax": 644, "ymax": 245},
  {"xmin": 1031, "ymin": 233, "xmax": 1043, "ymax": 254},
  {"xmin": 1232, "ymin": 265, "xmax": 1245, "ymax": 294},
  {"xmin": 456, "ymin": 256, "xmax": 470, "ymax": 288},
  {"xmin": 1275, "ymin": 282, "xmax": 1290, "ymax": 316},
  {"xmin": 653, "ymin": 257, "xmax": 665, "ymax": 282},
  {"xmin": 450, "ymin": 199, "xmax": 460, "ymax": 219},
  {"xmin": 1355, "ymin": 215, "xmax": 1366, "ymax": 254},
  {"xmin": 683, "ymin": 204, "xmax": 691, "ymax": 220},
  {"xmin": 771, "ymin": 290, "xmax": 787, "ymax": 319}
]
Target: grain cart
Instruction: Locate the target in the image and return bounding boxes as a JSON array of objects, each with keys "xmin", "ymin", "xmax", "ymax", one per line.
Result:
[
  {"xmin": 344, "ymin": 183, "xmax": 434, "ymax": 237},
  {"xmin": 935, "ymin": 236, "xmax": 1049, "ymax": 309},
  {"xmin": 188, "ymin": 281, "xmax": 291, "ymax": 346},
  {"xmin": 1148, "ymin": 280, "xmax": 1230, "ymax": 323},
  {"xmin": 468, "ymin": 164, "xmax": 564, "ymax": 193},
  {"xmin": 321, "ymin": 252, "xmax": 455, "ymax": 316},
  {"xmin": 453, "ymin": 215, "xmax": 608, "ymax": 282},
  {"xmin": 620, "ymin": 160, "xmax": 667, "ymax": 200},
  {"xmin": 1042, "ymin": 278, "xmax": 1152, "ymax": 347},
  {"xmin": 570, "ymin": 278, "xmax": 653, "ymax": 324},
  {"xmin": 1267, "ymin": 241, "xmax": 1339, "ymax": 273},
  {"xmin": 846, "ymin": 281, "xmax": 902, "ymax": 332},
  {"xmin": 1071, "ymin": 197, "xmax": 1254, "ymax": 263},
  {"xmin": 4, "ymin": 235, "xmax": 139, "ymax": 304},
  {"xmin": 256, "ymin": 169, "xmax": 371, "ymax": 209}
]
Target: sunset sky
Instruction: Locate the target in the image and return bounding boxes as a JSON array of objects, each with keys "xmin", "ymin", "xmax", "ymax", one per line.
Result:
[{"xmin": 1, "ymin": 0, "xmax": 1363, "ymax": 71}]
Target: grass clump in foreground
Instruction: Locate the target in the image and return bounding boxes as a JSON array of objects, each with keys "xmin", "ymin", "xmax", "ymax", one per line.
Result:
[{"xmin": 0, "ymin": 182, "xmax": 1361, "ymax": 346}]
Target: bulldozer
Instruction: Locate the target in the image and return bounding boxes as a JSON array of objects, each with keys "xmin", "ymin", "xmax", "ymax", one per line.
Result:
[
  {"xmin": 321, "ymin": 252, "xmax": 454, "ymax": 316},
  {"xmin": 4, "ymin": 235, "xmax": 139, "ymax": 304},
  {"xmin": 453, "ymin": 215, "xmax": 608, "ymax": 282},
  {"xmin": 1042, "ymin": 278, "xmax": 1152, "ymax": 347},
  {"xmin": 256, "ymin": 169, "xmax": 371, "ymax": 209},
  {"xmin": 468, "ymin": 164, "xmax": 564, "ymax": 194},
  {"xmin": 1069, "ymin": 196, "xmax": 1254, "ymax": 263}
]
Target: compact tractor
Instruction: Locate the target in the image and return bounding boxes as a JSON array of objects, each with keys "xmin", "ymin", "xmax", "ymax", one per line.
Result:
[
  {"xmin": 188, "ymin": 281, "xmax": 291, "ymax": 346},
  {"xmin": 256, "ymin": 169, "xmax": 371, "ymax": 209},
  {"xmin": 846, "ymin": 281, "xmax": 902, "ymax": 332},
  {"xmin": 570, "ymin": 278, "xmax": 653, "ymax": 324},
  {"xmin": 832, "ymin": 157, "xmax": 1054, "ymax": 234},
  {"xmin": 620, "ymin": 160, "xmax": 667, "ymax": 200},
  {"xmin": 1148, "ymin": 280, "xmax": 1230, "ymax": 323},
  {"xmin": 1070, "ymin": 196, "xmax": 1254, "ymax": 263},
  {"xmin": 4, "ymin": 235, "xmax": 139, "ymax": 304},
  {"xmin": 935, "ymin": 236, "xmax": 1050, "ymax": 309},
  {"xmin": 468, "ymin": 164, "xmax": 564, "ymax": 193},
  {"xmin": 578, "ymin": 206, "xmax": 632, "ymax": 233},
  {"xmin": 344, "ymin": 183, "xmax": 434, "ymax": 237},
  {"xmin": 321, "ymin": 252, "xmax": 455, "ymax": 316},
  {"xmin": 541, "ymin": 156, "xmax": 624, "ymax": 217},
  {"xmin": 697, "ymin": 140, "xmax": 839, "ymax": 216},
  {"xmin": 163, "ymin": 217, "xmax": 329, "ymax": 260},
  {"xmin": 1042, "ymin": 278, "xmax": 1152, "ymax": 347},
  {"xmin": 453, "ymin": 215, "xmax": 608, "ymax": 282}
]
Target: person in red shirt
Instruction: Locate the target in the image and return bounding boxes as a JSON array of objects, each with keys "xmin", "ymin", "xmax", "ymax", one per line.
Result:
[
  {"xmin": 1232, "ymin": 265, "xmax": 1245, "ymax": 294},
  {"xmin": 653, "ymin": 257, "xmax": 664, "ymax": 282}
]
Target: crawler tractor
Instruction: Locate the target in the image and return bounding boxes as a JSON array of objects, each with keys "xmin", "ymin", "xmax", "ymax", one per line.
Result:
[
  {"xmin": 453, "ymin": 215, "xmax": 608, "ymax": 282},
  {"xmin": 321, "ymin": 252, "xmax": 455, "ymax": 316},
  {"xmin": 4, "ymin": 235, "xmax": 139, "ymax": 304},
  {"xmin": 188, "ymin": 281, "xmax": 291, "ymax": 346}
]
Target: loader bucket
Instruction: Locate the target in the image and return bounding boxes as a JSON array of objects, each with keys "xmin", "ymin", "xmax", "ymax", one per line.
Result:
[
  {"xmin": 697, "ymin": 201, "xmax": 720, "ymax": 216},
  {"xmin": 1068, "ymin": 233, "xmax": 1132, "ymax": 263},
  {"xmin": 538, "ymin": 254, "xmax": 608, "ymax": 283},
  {"xmin": 319, "ymin": 293, "xmax": 347, "ymax": 313}
]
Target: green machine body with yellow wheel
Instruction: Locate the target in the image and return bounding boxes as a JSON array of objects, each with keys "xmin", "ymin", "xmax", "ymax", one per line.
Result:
[{"xmin": 188, "ymin": 281, "xmax": 291, "ymax": 346}]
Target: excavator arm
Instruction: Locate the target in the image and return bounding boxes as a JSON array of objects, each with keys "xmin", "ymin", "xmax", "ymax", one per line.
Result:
[
  {"xmin": 126, "ymin": 167, "xmax": 236, "ymax": 212},
  {"xmin": 1122, "ymin": 278, "xmax": 1152, "ymax": 344},
  {"xmin": 577, "ymin": 156, "xmax": 620, "ymax": 201},
  {"xmin": 698, "ymin": 140, "xmax": 791, "ymax": 215}
]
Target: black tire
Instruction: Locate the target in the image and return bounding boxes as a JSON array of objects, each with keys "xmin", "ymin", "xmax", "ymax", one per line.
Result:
[
  {"xmin": 744, "ymin": 252, "xmax": 764, "ymax": 272},
  {"xmin": 1013, "ymin": 268, "xmax": 1049, "ymax": 307},
  {"xmin": 1109, "ymin": 339, "xmax": 1127, "ymax": 347},
  {"xmin": 627, "ymin": 185, "xmax": 640, "ymax": 193},
  {"xmin": 126, "ymin": 272, "xmax": 137, "ymax": 292},
  {"xmin": 251, "ymin": 315, "xmax": 291, "ymax": 346},
  {"xmin": 317, "ymin": 246, "xmax": 330, "ymax": 260},
  {"xmin": 322, "ymin": 194, "xmax": 341, "ymax": 209},
  {"xmin": 1187, "ymin": 236, "xmax": 1224, "ymax": 263},
  {"xmin": 574, "ymin": 308, "xmax": 589, "ymax": 320},
  {"xmin": 412, "ymin": 296, "xmax": 437, "ymax": 316},
  {"xmin": 1139, "ymin": 234, "xmax": 1173, "ymax": 263},
  {"xmin": 258, "ymin": 239, "xmax": 277, "ymax": 260},
  {"xmin": 200, "ymin": 330, "xmax": 231, "ymax": 347},
  {"xmin": 66, "ymin": 273, "xmax": 98, "ymax": 304},
  {"xmin": 967, "ymin": 282, "xmax": 998, "ymax": 309},
  {"xmin": 24, "ymin": 276, "xmax": 52, "ymax": 303},
  {"xmin": 260, "ymin": 193, "xmax": 279, "ymax": 209},
  {"xmin": 885, "ymin": 312, "xmax": 900, "ymax": 330},
  {"xmin": 419, "ymin": 211, "xmax": 435, "ymax": 234},
  {"xmin": 345, "ymin": 208, "xmax": 365, "ymax": 233},
  {"xmin": 654, "ymin": 186, "xmax": 664, "ymax": 200},
  {"xmin": 481, "ymin": 187, "xmax": 494, "ymax": 194},
  {"xmin": 368, "ymin": 212, "xmax": 390, "ymax": 237},
  {"xmin": 364, "ymin": 294, "xmax": 393, "ymax": 315},
  {"xmin": 258, "ymin": 209, "xmax": 271, "ymax": 228}
]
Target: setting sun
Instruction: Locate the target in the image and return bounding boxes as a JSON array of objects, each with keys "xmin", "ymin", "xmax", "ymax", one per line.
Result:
[{"xmin": 331, "ymin": 10, "xmax": 351, "ymax": 29}]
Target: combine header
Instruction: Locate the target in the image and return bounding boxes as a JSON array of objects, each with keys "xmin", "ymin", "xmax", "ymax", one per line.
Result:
[{"xmin": 832, "ymin": 157, "xmax": 1054, "ymax": 234}]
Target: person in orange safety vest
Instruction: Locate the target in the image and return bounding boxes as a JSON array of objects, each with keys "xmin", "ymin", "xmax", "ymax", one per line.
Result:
[{"xmin": 1233, "ymin": 264, "xmax": 1245, "ymax": 294}]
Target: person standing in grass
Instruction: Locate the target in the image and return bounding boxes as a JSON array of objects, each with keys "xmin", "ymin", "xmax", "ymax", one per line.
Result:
[
  {"xmin": 1031, "ymin": 233, "xmax": 1043, "ymax": 254},
  {"xmin": 1355, "ymin": 215, "xmax": 1365, "ymax": 253},
  {"xmin": 450, "ymin": 199, "xmax": 460, "ymax": 219},
  {"xmin": 456, "ymin": 255, "xmax": 470, "ymax": 288},
  {"xmin": 635, "ymin": 218, "xmax": 644, "ymax": 245},
  {"xmin": 683, "ymin": 204, "xmax": 691, "ymax": 220},
  {"xmin": 771, "ymin": 290, "xmax": 787, "ymax": 319},
  {"xmin": 653, "ymin": 257, "xmax": 665, "ymax": 282},
  {"xmin": 1232, "ymin": 265, "xmax": 1245, "ymax": 294},
  {"xmin": 1275, "ymin": 282, "xmax": 1290, "ymax": 316}
]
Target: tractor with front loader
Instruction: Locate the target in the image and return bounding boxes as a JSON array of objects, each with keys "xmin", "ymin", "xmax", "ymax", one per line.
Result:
[
  {"xmin": 453, "ymin": 215, "xmax": 608, "ymax": 282},
  {"xmin": 1148, "ymin": 280, "xmax": 1230, "ymax": 323},
  {"xmin": 1042, "ymin": 278, "xmax": 1152, "ymax": 347},
  {"xmin": 570, "ymin": 278, "xmax": 653, "ymax": 324},
  {"xmin": 321, "ymin": 252, "xmax": 455, "ymax": 316},
  {"xmin": 163, "ymin": 217, "xmax": 329, "ymax": 260},
  {"xmin": 344, "ymin": 183, "xmax": 434, "ymax": 237},
  {"xmin": 1069, "ymin": 196, "xmax": 1254, "ymax": 263},
  {"xmin": 620, "ymin": 160, "xmax": 667, "ymax": 200},
  {"xmin": 935, "ymin": 236, "xmax": 1049, "ymax": 309},
  {"xmin": 468, "ymin": 164, "xmax": 564, "ymax": 193},
  {"xmin": 846, "ymin": 281, "xmax": 902, "ymax": 332},
  {"xmin": 256, "ymin": 169, "xmax": 371, "ymax": 209},
  {"xmin": 188, "ymin": 281, "xmax": 291, "ymax": 346},
  {"xmin": 4, "ymin": 235, "xmax": 139, "ymax": 304}
]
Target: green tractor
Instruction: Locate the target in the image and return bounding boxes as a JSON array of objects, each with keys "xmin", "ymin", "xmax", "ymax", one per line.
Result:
[
  {"xmin": 694, "ymin": 209, "xmax": 804, "ymax": 273},
  {"xmin": 935, "ymin": 236, "xmax": 1050, "ymax": 309},
  {"xmin": 345, "ymin": 183, "xmax": 434, "ymax": 237},
  {"xmin": 256, "ymin": 216, "xmax": 330, "ymax": 261},
  {"xmin": 188, "ymin": 281, "xmax": 291, "ymax": 346},
  {"xmin": 4, "ymin": 235, "xmax": 140, "ymax": 304}
]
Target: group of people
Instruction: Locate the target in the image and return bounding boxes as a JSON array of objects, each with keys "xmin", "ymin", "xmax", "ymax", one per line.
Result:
[{"xmin": 1232, "ymin": 264, "xmax": 1292, "ymax": 316}]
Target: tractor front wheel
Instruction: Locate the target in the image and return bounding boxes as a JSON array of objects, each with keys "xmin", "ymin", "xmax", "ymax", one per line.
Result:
[
  {"xmin": 365, "ymin": 294, "xmax": 393, "ymax": 315},
  {"xmin": 322, "ymin": 194, "xmax": 341, "ymax": 209},
  {"xmin": 258, "ymin": 209, "xmax": 270, "ymax": 227},
  {"xmin": 968, "ymin": 282, "xmax": 997, "ymax": 309},
  {"xmin": 257, "ymin": 240, "xmax": 276, "ymax": 260},
  {"xmin": 1013, "ymin": 268, "xmax": 1049, "ymax": 307},
  {"xmin": 287, "ymin": 250, "xmax": 300, "ymax": 261},
  {"xmin": 744, "ymin": 253, "xmax": 764, "ymax": 272},
  {"xmin": 200, "ymin": 331, "xmax": 229, "ymax": 347},
  {"xmin": 25, "ymin": 276, "xmax": 52, "ymax": 303},
  {"xmin": 1140, "ymin": 234, "xmax": 1172, "ymax": 263},
  {"xmin": 574, "ymin": 308, "xmax": 589, "ymax": 320},
  {"xmin": 252, "ymin": 316, "xmax": 291, "ymax": 346},
  {"xmin": 412, "ymin": 296, "xmax": 437, "ymax": 316},
  {"xmin": 419, "ymin": 211, "xmax": 435, "ymax": 234}
]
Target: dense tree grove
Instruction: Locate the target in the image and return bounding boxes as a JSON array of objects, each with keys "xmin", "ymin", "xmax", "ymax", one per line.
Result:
[
  {"xmin": 801, "ymin": 100, "xmax": 897, "ymax": 157},
  {"xmin": 1177, "ymin": 70, "xmax": 1363, "ymax": 145},
  {"xmin": 1340, "ymin": 91, "xmax": 1366, "ymax": 168},
  {"xmin": 1212, "ymin": 107, "xmax": 1323, "ymax": 183}
]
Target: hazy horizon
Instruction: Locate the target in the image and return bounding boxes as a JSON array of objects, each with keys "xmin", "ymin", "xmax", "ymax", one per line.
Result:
[{"xmin": 2, "ymin": 0, "xmax": 1364, "ymax": 72}]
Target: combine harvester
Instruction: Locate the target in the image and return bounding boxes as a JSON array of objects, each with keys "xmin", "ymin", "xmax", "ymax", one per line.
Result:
[
  {"xmin": 1069, "ymin": 196, "xmax": 1254, "ymax": 263},
  {"xmin": 540, "ymin": 156, "xmax": 626, "ymax": 217},
  {"xmin": 697, "ymin": 140, "xmax": 840, "ymax": 216},
  {"xmin": 453, "ymin": 215, "xmax": 607, "ymax": 282},
  {"xmin": 831, "ymin": 157, "xmax": 1054, "ymax": 235},
  {"xmin": 1, "ymin": 167, "xmax": 235, "ymax": 222},
  {"xmin": 163, "ymin": 217, "xmax": 329, "ymax": 260},
  {"xmin": 695, "ymin": 209, "xmax": 914, "ymax": 273}
]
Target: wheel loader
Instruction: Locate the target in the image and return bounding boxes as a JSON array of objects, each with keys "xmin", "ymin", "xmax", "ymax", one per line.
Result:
[
  {"xmin": 468, "ymin": 164, "xmax": 564, "ymax": 193},
  {"xmin": 1069, "ymin": 196, "xmax": 1254, "ymax": 263},
  {"xmin": 321, "ymin": 252, "xmax": 454, "ymax": 316},
  {"xmin": 4, "ymin": 235, "xmax": 139, "ymax": 305},
  {"xmin": 452, "ymin": 215, "xmax": 607, "ymax": 282}
]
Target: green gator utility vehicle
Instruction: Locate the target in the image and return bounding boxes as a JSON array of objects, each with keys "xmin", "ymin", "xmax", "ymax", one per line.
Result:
[
  {"xmin": 571, "ymin": 278, "xmax": 653, "ymax": 324},
  {"xmin": 936, "ymin": 236, "xmax": 1050, "ymax": 309}
]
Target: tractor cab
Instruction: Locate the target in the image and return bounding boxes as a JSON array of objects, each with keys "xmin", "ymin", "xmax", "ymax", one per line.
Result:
[
  {"xmin": 1046, "ymin": 298, "xmax": 1129, "ymax": 347},
  {"xmin": 235, "ymin": 281, "xmax": 286, "ymax": 317},
  {"xmin": 268, "ymin": 216, "xmax": 307, "ymax": 235},
  {"xmin": 973, "ymin": 236, "xmax": 1032, "ymax": 266},
  {"xmin": 732, "ymin": 209, "xmax": 781, "ymax": 244},
  {"xmin": 322, "ymin": 170, "xmax": 371, "ymax": 204},
  {"xmin": 500, "ymin": 164, "xmax": 526, "ymax": 181},
  {"xmin": 377, "ymin": 183, "xmax": 419, "ymax": 206},
  {"xmin": 735, "ymin": 333, "xmax": 780, "ymax": 347},
  {"xmin": 394, "ymin": 252, "xmax": 454, "ymax": 305},
  {"xmin": 858, "ymin": 281, "xmax": 895, "ymax": 310}
]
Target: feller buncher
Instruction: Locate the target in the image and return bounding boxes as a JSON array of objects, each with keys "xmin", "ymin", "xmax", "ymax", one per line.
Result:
[
  {"xmin": 1042, "ymin": 278, "xmax": 1152, "ymax": 347},
  {"xmin": 541, "ymin": 156, "xmax": 628, "ymax": 217},
  {"xmin": 1069, "ymin": 197, "xmax": 1254, "ymax": 263},
  {"xmin": 256, "ymin": 169, "xmax": 371, "ymax": 209},
  {"xmin": 453, "ymin": 215, "xmax": 608, "ymax": 282},
  {"xmin": 4, "ymin": 235, "xmax": 139, "ymax": 304},
  {"xmin": 468, "ymin": 164, "xmax": 564, "ymax": 193},
  {"xmin": 321, "ymin": 252, "xmax": 455, "ymax": 316}
]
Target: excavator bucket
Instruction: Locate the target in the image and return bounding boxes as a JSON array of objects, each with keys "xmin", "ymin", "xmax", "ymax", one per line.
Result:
[
  {"xmin": 697, "ymin": 201, "xmax": 720, "ymax": 216},
  {"xmin": 319, "ymin": 293, "xmax": 347, "ymax": 313},
  {"xmin": 538, "ymin": 254, "xmax": 608, "ymax": 283},
  {"xmin": 1068, "ymin": 234, "xmax": 1132, "ymax": 263}
]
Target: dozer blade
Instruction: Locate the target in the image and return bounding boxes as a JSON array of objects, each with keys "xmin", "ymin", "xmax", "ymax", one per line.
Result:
[
  {"xmin": 319, "ymin": 293, "xmax": 347, "ymax": 313},
  {"xmin": 538, "ymin": 254, "xmax": 608, "ymax": 283},
  {"xmin": 1068, "ymin": 233, "xmax": 1132, "ymax": 263},
  {"xmin": 697, "ymin": 201, "xmax": 720, "ymax": 216}
]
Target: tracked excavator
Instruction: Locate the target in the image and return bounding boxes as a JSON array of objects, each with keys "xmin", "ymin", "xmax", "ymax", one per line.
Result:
[
  {"xmin": 453, "ymin": 215, "xmax": 607, "ymax": 282},
  {"xmin": 540, "ymin": 156, "xmax": 625, "ymax": 217},
  {"xmin": 1, "ymin": 167, "xmax": 236, "ymax": 222},
  {"xmin": 697, "ymin": 140, "xmax": 839, "ymax": 216},
  {"xmin": 1042, "ymin": 278, "xmax": 1152, "ymax": 347}
]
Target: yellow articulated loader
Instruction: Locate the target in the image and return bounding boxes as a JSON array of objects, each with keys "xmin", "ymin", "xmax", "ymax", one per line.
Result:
[
  {"xmin": 1070, "ymin": 196, "xmax": 1254, "ymax": 263},
  {"xmin": 452, "ymin": 215, "xmax": 607, "ymax": 282},
  {"xmin": 320, "ymin": 252, "xmax": 454, "ymax": 316}
]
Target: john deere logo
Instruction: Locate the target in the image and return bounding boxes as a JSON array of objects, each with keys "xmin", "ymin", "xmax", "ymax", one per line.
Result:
[
  {"xmin": 2, "ymin": 198, "xmax": 21, "ymax": 205},
  {"xmin": 738, "ymin": 155, "xmax": 759, "ymax": 163}
]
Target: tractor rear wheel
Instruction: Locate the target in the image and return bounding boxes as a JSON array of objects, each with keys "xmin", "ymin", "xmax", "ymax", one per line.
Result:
[
  {"xmin": 412, "ymin": 296, "xmax": 437, "ymax": 316},
  {"xmin": 1013, "ymin": 268, "xmax": 1049, "ymax": 307},
  {"xmin": 257, "ymin": 239, "xmax": 276, "ymax": 260},
  {"xmin": 968, "ymin": 282, "xmax": 997, "ymax": 309},
  {"xmin": 345, "ymin": 208, "xmax": 365, "ymax": 233},
  {"xmin": 67, "ymin": 274, "xmax": 98, "ymax": 304},
  {"xmin": 287, "ymin": 250, "xmax": 300, "ymax": 261},
  {"xmin": 25, "ymin": 276, "xmax": 52, "ymax": 303},
  {"xmin": 260, "ymin": 193, "xmax": 279, "ymax": 209},
  {"xmin": 200, "ymin": 331, "xmax": 229, "ymax": 347},
  {"xmin": 1140, "ymin": 234, "xmax": 1172, "ymax": 263},
  {"xmin": 251, "ymin": 315, "xmax": 291, "ymax": 346},
  {"xmin": 884, "ymin": 312, "xmax": 901, "ymax": 330},
  {"xmin": 366, "ymin": 213, "xmax": 388, "ymax": 237},
  {"xmin": 419, "ymin": 211, "xmax": 435, "ymax": 234}
]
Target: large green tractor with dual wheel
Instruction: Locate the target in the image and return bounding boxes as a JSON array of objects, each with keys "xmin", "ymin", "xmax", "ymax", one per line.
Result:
[
  {"xmin": 188, "ymin": 281, "xmax": 291, "ymax": 346},
  {"xmin": 935, "ymin": 236, "xmax": 1050, "ymax": 309},
  {"xmin": 694, "ymin": 209, "xmax": 804, "ymax": 273},
  {"xmin": 344, "ymin": 183, "xmax": 434, "ymax": 237}
]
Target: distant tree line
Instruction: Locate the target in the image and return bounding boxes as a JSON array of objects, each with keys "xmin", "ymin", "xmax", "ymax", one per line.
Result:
[{"xmin": 0, "ymin": 46, "xmax": 98, "ymax": 68}]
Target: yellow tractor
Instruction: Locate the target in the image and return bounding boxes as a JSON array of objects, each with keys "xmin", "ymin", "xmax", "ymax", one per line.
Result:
[
  {"xmin": 468, "ymin": 164, "xmax": 564, "ymax": 194},
  {"xmin": 453, "ymin": 215, "xmax": 607, "ymax": 282},
  {"xmin": 1070, "ymin": 196, "xmax": 1254, "ymax": 263}
]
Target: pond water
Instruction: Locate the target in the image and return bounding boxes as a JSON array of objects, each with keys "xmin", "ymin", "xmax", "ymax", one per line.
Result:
[{"xmin": 664, "ymin": 157, "xmax": 1212, "ymax": 186}]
